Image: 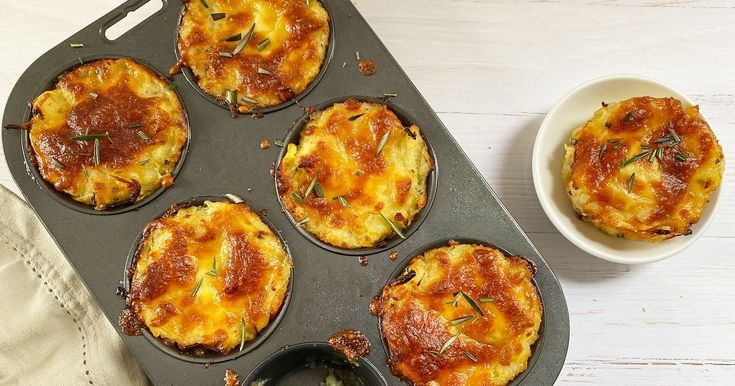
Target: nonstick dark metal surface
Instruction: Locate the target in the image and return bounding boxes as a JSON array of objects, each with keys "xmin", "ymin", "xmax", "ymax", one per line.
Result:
[{"xmin": 1, "ymin": 0, "xmax": 570, "ymax": 385}]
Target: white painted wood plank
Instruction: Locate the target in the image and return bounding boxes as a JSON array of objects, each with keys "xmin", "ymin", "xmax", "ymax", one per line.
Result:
[{"xmin": 1, "ymin": 1, "xmax": 734, "ymax": 385}]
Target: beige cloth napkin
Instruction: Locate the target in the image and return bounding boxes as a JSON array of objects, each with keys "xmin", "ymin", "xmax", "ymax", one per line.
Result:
[{"xmin": 0, "ymin": 184, "xmax": 148, "ymax": 386}]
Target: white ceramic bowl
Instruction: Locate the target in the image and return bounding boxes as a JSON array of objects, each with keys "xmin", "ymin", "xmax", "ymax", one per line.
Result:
[{"xmin": 532, "ymin": 75, "xmax": 724, "ymax": 264}]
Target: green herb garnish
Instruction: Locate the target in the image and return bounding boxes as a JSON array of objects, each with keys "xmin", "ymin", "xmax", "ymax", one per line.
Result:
[
  {"xmin": 313, "ymin": 183, "xmax": 324, "ymax": 198},
  {"xmin": 136, "ymin": 130, "xmax": 150, "ymax": 141},
  {"xmin": 348, "ymin": 113, "xmax": 364, "ymax": 121},
  {"xmin": 233, "ymin": 24, "xmax": 255, "ymax": 55},
  {"xmin": 206, "ymin": 257, "xmax": 217, "ymax": 277},
  {"xmin": 598, "ymin": 143, "xmax": 607, "ymax": 158},
  {"xmin": 621, "ymin": 151, "xmax": 653, "ymax": 167},
  {"xmin": 607, "ymin": 138, "xmax": 623, "ymax": 143},
  {"xmin": 225, "ymin": 33, "xmax": 241, "ymax": 42},
  {"xmin": 70, "ymin": 43, "xmax": 84, "ymax": 48},
  {"xmin": 89, "ymin": 92, "xmax": 98, "ymax": 99},
  {"xmin": 52, "ymin": 157, "xmax": 65, "ymax": 169},
  {"xmin": 72, "ymin": 133, "xmax": 108, "ymax": 141},
  {"xmin": 191, "ymin": 277, "xmax": 203, "ymax": 297},
  {"xmin": 379, "ymin": 212, "xmax": 405, "ymax": 239},
  {"xmin": 376, "ymin": 130, "xmax": 391, "ymax": 157},
  {"xmin": 336, "ymin": 196, "xmax": 349, "ymax": 207},
  {"xmin": 239, "ymin": 319, "xmax": 246, "ymax": 351},
  {"xmin": 305, "ymin": 173, "xmax": 319, "ymax": 197},
  {"xmin": 92, "ymin": 139, "xmax": 101, "ymax": 165},
  {"xmin": 656, "ymin": 147, "xmax": 664, "ymax": 160},
  {"xmin": 627, "ymin": 173, "xmax": 635, "ymax": 193},
  {"xmin": 274, "ymin": 138, "xmax": 285, "ymax": 147},
  {"xmin": 200, "ymin": 0, "xmax": 209, "ymax": 8},
  {"xmin": 464, "ymin": 351, "xmax": 478, "ymax": 362},
  {"xmin": 296, "ymin": 218, "xmax": 310, "ymax": 226},
  {"xmin": 383, "ymin": 93, "xmax": 398, "ymax": 98},
  {"xmin": 674, "ymin": 151, "xmax": 687, "ymax": 162},
  {"xmin": 256, "ymin": 38, "xmax": 270, "ymax": 51},
  {"xmin": 669, "ymin": 129, "xmax": 682, "ymax": 144},
  {"xmin": 291, "ymin": 191, "xmax": 305, "ymax": 203},
  {"xmin": 218, "ymin": 51, "xmax": 234, "ymax": 58},
  {"xmin": 240, "ymin": 95, "xmax": 258, "ymax": 104},
  {"xmin": 257, "ymin": 67, "xmax": 272, "ymax": 75},
  {"xmin": 127, "ymin": 123, "xmax": 143, "ymax": 129},
  {"xmin": 479, "ymin": 298, "xmax": 495, "ymax": 303},
  {"xmin": 211, "ymin": 12, "xmax": 226, "ymax": 21},
  {"xmin": 450, "ymin": 316, "xmax": 473, "ymax": 325},
  {"xmin": 459, "ymin": 290, "xmax": 485, "ymax": 316},
  {"xmin": 227, "ymin": 89, "xmax": 238, "ymax": 106},
  {"xmin": 439, "ymin": 329, "xmax": 462, "ymax": 355}
]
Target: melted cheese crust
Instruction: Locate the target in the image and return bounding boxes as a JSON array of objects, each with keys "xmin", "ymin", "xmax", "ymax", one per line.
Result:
[
  {"xmin": 562, "ymin": 97, "xmax": 724, "ymax": 241},
  {"xmin": 177, "ymin": 0, "xmax": 330, "ymax": 112},
  {"xmin": 276, "ymin": 99, "xmax": 433, "ymax": 249},
  {"xmin": 128, "ymin": 201, "xmax": 292, "ymax": 354},
  {"xmin": 372, "ymin": 243, "xmax": 542, "ymax": 386},
  {"xmin": 28, "ymin": 58, "xmax": 188, "ymax": 210}
]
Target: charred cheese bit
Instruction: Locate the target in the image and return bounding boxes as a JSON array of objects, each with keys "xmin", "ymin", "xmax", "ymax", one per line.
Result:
[
  {"xmin": 177, "ymin": 0, "xmax": 330, "ymax": 112},
  {"xmin": 371, "ymin": 243, "xmax": 542, "ymax": 386},
  {"xmin": 276, "ymin": 99, "xmax": 433, "ymax": 249},
  {"xmin": 28, "ymin": 58, "xmax": 188, "ymax": 210},
  {"xmin": 126, "ymin": 201, "xmax": 292, "ymax": 354},
  {"xmin": 562, "ymin": 97, "xmax": 724, "ymax": 241}
]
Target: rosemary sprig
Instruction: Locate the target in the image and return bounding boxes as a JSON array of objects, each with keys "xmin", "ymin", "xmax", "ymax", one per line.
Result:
[
  {"xmin": 348, "ymin": 113, "xmax": 364, "ymax": 121},
  {"xmin": 669, "ymin": 129, "xmax": 682, "ymax": 144},
  {"xmin": 225, "ymin": 33, "xmax": 242, "ymax": 42},
  {"xmin": 450, "ymin": 316, "xmax": 473, "ymax": 325},
  {"xmin": 621, "ymin": 151, "xmax": 653, "ymax": 167},
  {"xmin": 439, "ymin": 329, "xmax": 462, "ymax": 355},
  {"xmin": 304, "ymin": 173, "xmax": 319, "ymax": 197},
  {"xmin": 239, "ymin": 319, "xmax": 246, "ymax": 351},
  {"xmin": 72, "ymin": 133, "xmax": 108, "ymax": 141},
  {"xmin": 191, "ymin": 277, "xmax": 203, "ymax": 297},
  {"xmin": 376, "ymin": 130, "xmax": 391, "ymax": 157},
  {"xmin": 256, "ymin": 38, "xmax": 270, "ymax": 51},
  {"xmin": 136, "ymin": 130, "xmax": 150, "ymax": 141},
  {"xmin": 211, "ymin": 12, "xmax": 226, "ymax": 21},
  {"xmin": 92, "ymin": 139, "xmax": 101, "ymax": 165},
  {"xmin": 674, "ymin": 151, "xmax": 687, "ymax": 162},
  {"xmin": 459, "ymin": 290, "xmax": 485, "ymax": 316},
  {"xmin": 291, "ymin": 191, "xmax": 305, "ymax": 203},
  {"xmin": 336, "ymin": 196, "xmax": 349, "ymax": 207},
  {"xmin": 379, "ymin": 212, "xmax": 405, "ymax": 239},
  {"xmin": 52, "ymin": 157, "xmax": 65, "ymax": 169},
  {"xmin": 446, "ymin": 292, "xmax": 461, "ymax": 307},
  {"xmin": 656, "ymin": 147, "xmax": 664, "ymax": 160},
  {"xmin": 206, "ymin": 257, "xmax": 217, "ymax": 277},
  {"xmin": 627, "ymin": 173, "xmax": 636, "ymax": 193},
  {"xmin": 464, "ymin": 351, "xmax": 478, "ymax": 362},
  {"xmin": 313, "ymin": 183, "xmax": 324, "ymax": 198},
  {"xmin": 233, "ymin": 24, "xmax": 256, "ymax": 55}
]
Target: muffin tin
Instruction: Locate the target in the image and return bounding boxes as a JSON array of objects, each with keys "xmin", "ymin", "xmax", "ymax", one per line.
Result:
[{"xmin": 1, "ymin": 0, "xmax": 569, "ymax": 385}]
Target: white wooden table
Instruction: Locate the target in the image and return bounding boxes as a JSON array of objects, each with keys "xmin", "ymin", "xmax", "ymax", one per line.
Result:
[{"xmin": 2, "ymin": 1, "xmax": 734, "ymax": 384}]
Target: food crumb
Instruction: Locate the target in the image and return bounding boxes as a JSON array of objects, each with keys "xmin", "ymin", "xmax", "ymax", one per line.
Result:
[
  {"xmin": 260, "ymin": 139, "xmax": 271, "ymax": 149},
  {"xmin": 328, "ymin": 329, "xmax": 371, "ymax": 364},
  {"xmin": 359, "ymin": 256, "xmax": 368, "ymax": 266},
  {"xmin": 224, "ymin": 369, "xmax": 239, "ymax": 386},
  {"xmin": 358, "ymin": 59, "xmax": 377, "ymax": 76},
  {"xmin": 389, "ymin": 251, "xmax": 397, "ymax": 261}
]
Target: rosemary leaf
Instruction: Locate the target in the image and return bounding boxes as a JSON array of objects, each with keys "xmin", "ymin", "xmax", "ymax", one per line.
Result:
[
  {"xmin": 669, "ymin": 129, "xmax": 682, "ymax": 144},
  {"xmin": 240, "ymin": 95, "xmax": 259, "ymax": 105},
  {"xmin": 291, "ymin": 191, "xmax": 305, "ymax": 203},
  {"xmin": 225, "ymin": 33, "xmax": 242, "ymax": 42},
  {"xmin": 439, "ymin": 330, "xmax": 462, "ymax": 355},
  {"xmin": 674, "ymin": 151, "xmax": 687, "ymax": 162},
  {"xmin": 233, "ymin": 24, "xmax": 256, "ymax": 55},
  {"xmin": 464, "ymin": 351, "xmax": 478, "ymax": 362},
  {"xmin": 224, "ymin": 193, "xmax": 244, "ymax": 203},
  {"xmin": 383, "ymin": 93, "xmax": 398, "ymax": 98},
  {"xmin": 460, "ymin": 290, "xmax": 485, "ymax": 316},
  {"xmin": 211, "ymin": 12, "xmax": 226, "ymax": 21},
  {"xmin": 607, "ymin": 138, "xmax": 623, "ymax": 143},
  {"xmin": 227, "ymin": 89, "xmax": 238, "ymax": 106},
  {"xmin": 313, "ymin": 183, "xmax": 324, "ymax": 198},
  {"xmin": 598, "ymin": 143, "xmax": 607, "ymax": 158},
  {"xmin": 93, "ymin": 139, "xmax": 101, "ymax": 165},
  {"xmin": 656, "ymin": 147, "xmax": 664, "ymax": 160},
  {"xmin": 257, "ymin": 67, "xmax": 272, "ymax": 75},
  {"xmin": 218, "ymin": 51, "xmax": 234, "ymax": 58},
  {"xmin": 296, "ymin": 218, "xmax": 310, "ymax": 226},
  {"xmin": 348, "ymin": 113, "xmax": 364, "ymax": 121},
  {"xmin": 379, "ymin": 212, "xmax": 405, "ymax": 239},
  {"xmin": 52, "ymin": 157, "xmax": 65, "ymax": 169},
  {"xmin": 304, "ymin": 172, "xmax": 319, "ymax": 197},
  {"xmin": 479, "ymin": 298, "xmax": 495, "ymax": 303},
  {"xmin": 450, "ymin": 316, "xmax": 473, "ymax": 325},
  {"xmin": 336, "ymin": 196, "xmax": 349, "ymax": 207},
  {"xmin": 239, "ymin": 319, "xmax": 246, "ymax": 351},
  {"xmin": 200, "ymin": 0, "xmax": 209, "ymax": 8},
  {"xmin": 621, "ymin": 151, "xmax": 652, "ymax": 167},
  {"xmin": 256, "ymin": 38, "xmax": 270, "ymax": 51},
  {"xmin": 89, "ymin": 92, "xmax": 98, "ymax": 99},
  {"xmin": 191, "ymin": 278, "xmax": 203, "ymax": 297},
  {"xmin": 127, "ymin": 123, "xmax": 143, "ymax": 129},
  {"xmin": 70, "ymin": 43, "xmax": 84, "ymax": 48},
  {"xmin": 274, "ymin": 138, "xmax": 285, "ymax": 147},
  {"xmin": 72, "ymin": 133, "xmax": 108, "ymax": 141},
  {"xmin": 136, "ymin": 130, "xmax": 150, "ymax": 141},
  {"xmin": 376, "ymin": 130, "xmax": 391, "ymax": 157},
  {"xmin": 627, "ymin": 173, "xmax": 635, "ymax": 193}
]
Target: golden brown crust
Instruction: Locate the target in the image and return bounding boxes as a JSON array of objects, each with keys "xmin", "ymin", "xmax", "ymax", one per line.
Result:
[
  {"xmin": 276, "ymin": 99, "xmax": 433, "ymax": 249},
  {"xmin": 177, "ymin": 0, "xmax": 330, "ymax": 112},
  {"xmin": 124, "ymin": 200, "xmax": 291, "ymax": 354},
  {"xmin": 328, "ymin": 329, "xmax": 371, "ymax": 364},
  {"xmin": 562, "ymin": 97, "xmax": 725, "ymax": 241},
  {"xmin": 224, "ymin": 369, "xmax": 239, "ymax": 386},
  {"xmin": 28, "ymin": 58, "xmax": 188, "ymax": 210},
  {"xmin": 372, "ymin": 243, "xmax": 542, "ymax": 386}
]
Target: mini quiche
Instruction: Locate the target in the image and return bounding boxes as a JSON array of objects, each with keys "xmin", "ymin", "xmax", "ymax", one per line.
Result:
[
  {"xmin": 121, "ymin": 200, "xmax": 292, "ymax": 354},
  {"xmin": 276, "ymin": 99, "xmax": 433, "ymax": 249},
  {"xmin": 371, "ymin": 242, "xmax": 542, "ymax": 386},
  {"xmin": 562, "ymin": 97, "xmax": 724, "ymax": 241},
  {"xmin": 28, "ymin": 58, "xmax": 188, "ymax": 210},
  {"xmin": 176, "ymin": 0, "xmax": 330, "ymax": 113}
]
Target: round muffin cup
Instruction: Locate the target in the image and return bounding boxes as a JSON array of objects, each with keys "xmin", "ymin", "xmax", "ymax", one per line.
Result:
[
  {"xmin": 274, "ymin": 95, "xmax": 438, "ymax": 256},
  {"xmin": 241, "ymin": 342, "xmax": 387, "ymax": 386},
  {"xmin": 122, "ymin": 195, "xmax": 293, "ymax": 364},
  {"xmin": 375, "ymin": 238, "xmax": 545, "ymax": 386},
  {"xmin": 21, "ymin": 55, "xmax": 191, "ymax": 215},
  {"xmin": 172, "ymin": 1, "xmax": 335, "ymax": 115}
]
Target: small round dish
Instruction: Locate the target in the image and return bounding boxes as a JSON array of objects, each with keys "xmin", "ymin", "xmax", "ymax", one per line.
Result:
[{"xmin": 532, "ymin": 75, "xmax": 724, "ymax": 264}]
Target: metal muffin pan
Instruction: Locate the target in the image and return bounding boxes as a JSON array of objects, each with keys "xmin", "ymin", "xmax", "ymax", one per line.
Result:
[{"xmin": 1, "ymin": 0, "xmax": 569, "ymax": 385}]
